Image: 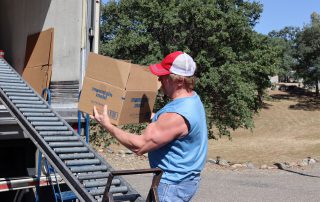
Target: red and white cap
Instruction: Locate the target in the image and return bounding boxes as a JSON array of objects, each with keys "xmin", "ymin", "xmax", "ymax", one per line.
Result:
[{"xmin": 149, "ymin": 51, "xmax": 196, "ymax": 76}]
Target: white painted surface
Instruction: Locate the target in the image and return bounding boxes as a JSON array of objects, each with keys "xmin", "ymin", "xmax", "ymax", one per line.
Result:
[{"xmin": 0, "ymin": 0, "xmax": 83, "ymax": 81}]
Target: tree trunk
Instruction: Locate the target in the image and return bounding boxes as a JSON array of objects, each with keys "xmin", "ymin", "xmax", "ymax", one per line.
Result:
[
  {"xmin": 258, "ymin": 90, "xmax": 263, "ymax": 105},
  {"xmin": 316, "ymin": 80, "xmax": 319, "ymax": 97}
]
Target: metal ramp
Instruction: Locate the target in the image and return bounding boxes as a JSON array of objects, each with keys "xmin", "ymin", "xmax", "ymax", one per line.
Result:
[{"xmin": 0, "ymin": 58, "xmax": 145, "ymax": 202}]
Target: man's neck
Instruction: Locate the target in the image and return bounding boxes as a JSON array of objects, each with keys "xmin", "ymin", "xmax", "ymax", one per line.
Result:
[{"xmin": 171, "ymin": 89, "xmax": 194, "ymax": 100}]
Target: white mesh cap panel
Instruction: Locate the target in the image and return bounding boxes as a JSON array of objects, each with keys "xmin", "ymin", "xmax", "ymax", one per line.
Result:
[{"xmin": 170, "ymin": 53, "xmax": 196, "ymax": 76}]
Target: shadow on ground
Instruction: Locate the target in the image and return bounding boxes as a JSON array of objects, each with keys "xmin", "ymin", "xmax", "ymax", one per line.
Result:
[{"xmin": 269, "ymin": 86, "xmax": 320, "ymax": 111}]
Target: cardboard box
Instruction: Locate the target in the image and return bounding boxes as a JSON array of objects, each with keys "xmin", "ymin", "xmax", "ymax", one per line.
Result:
[
  {"xmin": 24, "ymin": 28, "xmax": 54, "ymax": 68},
  {"xmin": 22, "ymin": 28, "xmax": 54, "ymax": 96},
  {"xmin": 79, "ymin": 53, "xmax": 158, "ymax": 125},
  {"xmin": 22, "ymin": 65, "xmax": 52, "ymax": 95}
]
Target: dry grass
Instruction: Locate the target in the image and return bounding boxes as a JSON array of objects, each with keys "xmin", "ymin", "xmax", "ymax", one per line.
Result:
[{"xmin": 207, "ymin": 89, "xmax": 320, "ymax": 166}]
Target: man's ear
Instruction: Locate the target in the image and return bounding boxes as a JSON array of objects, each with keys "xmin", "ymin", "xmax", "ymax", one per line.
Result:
[{"xmin": 176, "ymin": 77, "xmax": 185, "ymax": 87}]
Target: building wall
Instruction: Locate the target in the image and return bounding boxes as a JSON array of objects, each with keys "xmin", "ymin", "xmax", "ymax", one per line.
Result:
[
  {"xmin": 270, "ymin": 75, "xmax": 279, "ymax": 84},
  {"xmin": 0, "ymin": 0, "xmax": 83, "ymax": 81}
]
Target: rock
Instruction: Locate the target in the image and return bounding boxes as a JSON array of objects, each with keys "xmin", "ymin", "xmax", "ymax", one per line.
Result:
[
  {"xmin": 207, "ymin": 159, "xmax": 217, "ymax": 164},
  {"xmin": 231, "ymin": 164, "xmax": 243, "ymax": 169},
  {"xmin": 105, "ymin": 147, "xmax": 114, "ymax": 154},
  {"xmin": 274, "ymin": 162, "xmax": 288, "ymax": 170},
  {"xmin": 308, "ymin": 158, "xmax": 316, "ymax": 165},
  {"xmin": 215, "ymin": 156, "xmax": 229, "ymax": 166},
  {"xmin": 125, "ymin": 150, "xmax": 133, "ymax": 155},
  {"xmin": 217, "ymin": 159, "xmax": 229, "ymax": 166},
  {"xmin": 298, "ymin": 159, "xmax": 309, "ymax": 167},
  {"xmin": 260, "ymin": 164, "xmax": 268, "ymax": 169},
  {"xmin": 267, "ymin": 166, "xmax": 276, "ymax": 169},
  {"xmin": 244, "ymin": 162, "xmax": 255, "ymax": 169}
]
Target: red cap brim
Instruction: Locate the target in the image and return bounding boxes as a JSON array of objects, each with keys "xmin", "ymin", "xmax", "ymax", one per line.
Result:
[{"xmin": 149, "ymin": 63, "xmax": 171, "ymax": 76}]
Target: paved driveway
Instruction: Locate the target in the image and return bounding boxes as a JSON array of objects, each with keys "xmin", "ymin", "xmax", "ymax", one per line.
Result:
[{"xmin": 124, "ymin": 164, "xmax": 320, "ymax": 202}]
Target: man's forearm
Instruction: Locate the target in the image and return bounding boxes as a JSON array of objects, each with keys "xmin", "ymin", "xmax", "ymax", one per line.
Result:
[{"xmin": 104, "ymin": 124, "xmax": 141, "ymax": 153}]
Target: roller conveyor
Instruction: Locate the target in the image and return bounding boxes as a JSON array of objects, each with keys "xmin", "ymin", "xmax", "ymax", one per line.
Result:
[{"xmin": 0, "ymin": 58, "xmax": 144, "ymax": 201}]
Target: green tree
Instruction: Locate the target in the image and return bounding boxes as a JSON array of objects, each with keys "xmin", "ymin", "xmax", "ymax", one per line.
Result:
[
  {"xmin": 100, "ymin": 0, "xmax": 281, "ymax": 137},
  {"xmin": 268, "ymin": 27, "xmax": 300, "ymax": 82},
  {"xmin": 296, "ymin": 12, "xmax": 320, "ymax": 96}
]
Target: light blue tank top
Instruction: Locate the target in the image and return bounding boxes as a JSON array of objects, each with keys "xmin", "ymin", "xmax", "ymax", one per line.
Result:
[{"xmin": 148, "ymin": 92, "xmax": 208, "ymax": 184}]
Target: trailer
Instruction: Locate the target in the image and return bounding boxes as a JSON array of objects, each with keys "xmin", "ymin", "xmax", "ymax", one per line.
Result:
[{"xmin": 0, "ymin": 1, "xmax": 161, "ymax": 201}]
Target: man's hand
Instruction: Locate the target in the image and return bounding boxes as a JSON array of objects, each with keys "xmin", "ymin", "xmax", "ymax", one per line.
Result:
[{"xmin": 90, "ymin": 105, "xmax": 112, "ymax": 129}]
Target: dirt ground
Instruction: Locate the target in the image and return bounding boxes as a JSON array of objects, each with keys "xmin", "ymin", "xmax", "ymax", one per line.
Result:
[
  {"xmin": 207, "ymin": 89, "xmax": 320, "ymax": 166},
  {"xmin": 97, "ymin": 88, "xmax": 320, "ymax": 169}
]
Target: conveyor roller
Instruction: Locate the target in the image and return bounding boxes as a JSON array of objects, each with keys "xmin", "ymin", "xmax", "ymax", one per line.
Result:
[{"xmin": 0, "ymin": 58, "xmax": 143, "ymax": 201}]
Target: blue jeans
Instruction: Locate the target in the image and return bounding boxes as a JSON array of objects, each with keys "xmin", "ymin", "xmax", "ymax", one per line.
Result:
[{"xmin": 157, "ymin": 177, "xmax": 200, "ymax": 202}]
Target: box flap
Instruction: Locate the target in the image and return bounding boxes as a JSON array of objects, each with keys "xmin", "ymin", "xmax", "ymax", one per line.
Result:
[
  {"xmin": 22, "ymin": 65, "xmax": 52, "ymax": 95},
  {"xmin": 126, "ymin": 64, "xmax": 158, "ymax": 91},
  {"xmin": 24, "ymin": 28, "xmax": 54, "ymax": 68},
  {"xmin": 86, "ymin": 53, "xmax": 131, "ymax": 89}
]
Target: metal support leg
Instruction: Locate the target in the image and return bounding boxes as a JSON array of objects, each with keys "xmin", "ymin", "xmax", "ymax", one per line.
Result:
[
  {"xmin": 77, "ymin": 110, "xmax": 82, "ymax": 135},
  {"xmin": 102, "ymin": 168, "xmax": 163, "ymax": 202},
  {"xmin": 35, "ymin": 150, "xmax": 42, "ymax": 202},
  {"xmin": 44, "ymin": 159, "xmax": 59, "ymax": 202},
  {"xmin": 40, "ymin": 88, "xmax": 59, "ymax": 201},
  {"xmin": 85, "ymin": 113, "xmax": 89, "ymax": 143},
  {"xmin": 146, "ymin": 169, "xmax": 162, "ymax": 202}
]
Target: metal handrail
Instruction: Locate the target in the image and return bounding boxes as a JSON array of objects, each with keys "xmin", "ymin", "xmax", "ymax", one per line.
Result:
[{"xmin": 103, "ymin": 168, "xmax": 163, "ymax": 202}]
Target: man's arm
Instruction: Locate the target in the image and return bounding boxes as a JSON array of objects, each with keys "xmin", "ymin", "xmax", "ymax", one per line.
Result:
[{"xmin": 91, "ymin": 105, "xmax": 189, "ymax": 155}]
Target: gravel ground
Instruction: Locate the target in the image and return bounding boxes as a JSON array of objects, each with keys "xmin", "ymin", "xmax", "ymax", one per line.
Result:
[{"xmin": 96, "ymin": 146, "xmax": 150, "ymax": 170}]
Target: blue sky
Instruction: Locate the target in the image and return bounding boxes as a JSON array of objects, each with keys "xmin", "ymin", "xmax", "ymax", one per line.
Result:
[{"xmin": 252, "ymin": 0, "xmax": 320, "ymax": 34}]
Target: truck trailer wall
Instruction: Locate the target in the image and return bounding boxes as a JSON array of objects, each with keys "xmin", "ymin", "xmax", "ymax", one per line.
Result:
[{"xmin": 0, "ymin": 0, "xmax": 82, "ymax": 81}]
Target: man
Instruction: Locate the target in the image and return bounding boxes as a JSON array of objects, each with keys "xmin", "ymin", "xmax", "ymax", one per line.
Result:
[{"xmin": 92, "ymin": 51, "xmax": 208, "ymax": 202}]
